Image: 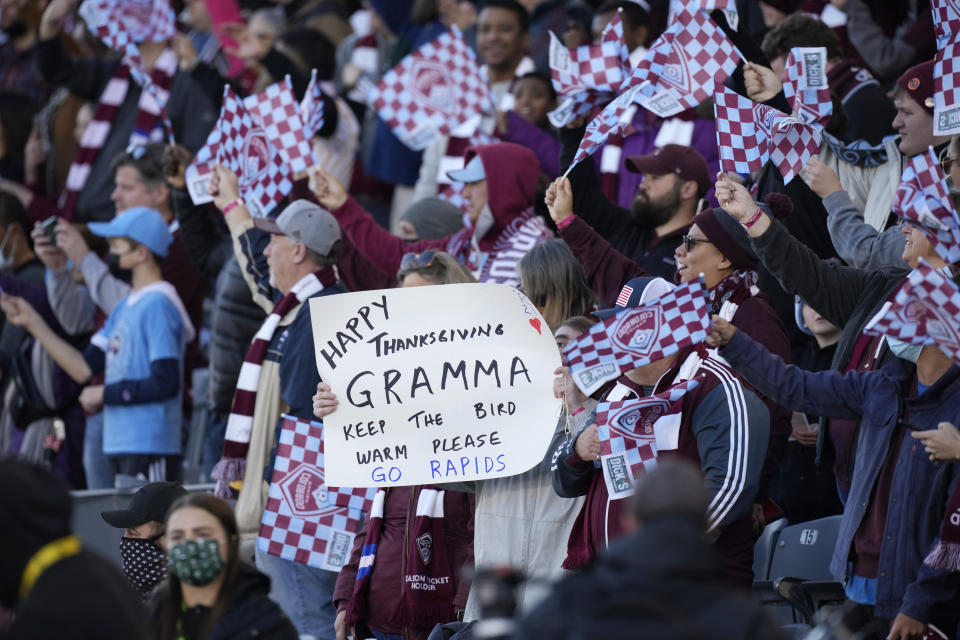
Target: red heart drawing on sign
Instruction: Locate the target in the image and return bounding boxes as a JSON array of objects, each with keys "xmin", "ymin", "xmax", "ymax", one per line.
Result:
[{"xmin": 529, "ymin": 318, "xmax": 542, "ymax": 334}]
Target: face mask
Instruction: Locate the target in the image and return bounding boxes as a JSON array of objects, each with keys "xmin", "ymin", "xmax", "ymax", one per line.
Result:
[
  {"xmin": 887, "ymin": 337, "xmax": 923, "ymax": 363},
  {"xmin": 106, "ymin": 252, "xmax": 132, "ymax": 281},
  {"xmin": 168, "ymin": 539, "xmax": 224, "ymax": 586},
  {"xmin": 120, "ymin": 536, "xmax": 167, "ymax": 595}
]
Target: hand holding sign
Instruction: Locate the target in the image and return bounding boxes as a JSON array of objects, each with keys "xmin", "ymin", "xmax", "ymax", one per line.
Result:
[{"xmin": 310, "ymin": 284, "xmax": 562, "ymax": 487}]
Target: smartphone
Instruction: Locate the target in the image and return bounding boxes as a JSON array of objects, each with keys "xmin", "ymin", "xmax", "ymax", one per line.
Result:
[{"xmin": 39, "ymin": 216, "xmax": 58, "ymax": 245}]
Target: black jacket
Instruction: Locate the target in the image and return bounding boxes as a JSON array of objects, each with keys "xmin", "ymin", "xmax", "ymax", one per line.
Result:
[
  {"xmin": 557, "ymin": 127, "xmax": 685, "ymax": 283},
  {"xmin": 6, "ymin": 550, "xmax": 149, "ymax": 640},
  {"xmin": 747, "ymin": 216, "xmax": 909, "ymax": 465},
  {"xmin": 153, "ymin": 565, "xmax": 298, "ymax": 640},
  {"xmin": 513, "ymin": 516, "xmax": 784, "ymax": 640}
]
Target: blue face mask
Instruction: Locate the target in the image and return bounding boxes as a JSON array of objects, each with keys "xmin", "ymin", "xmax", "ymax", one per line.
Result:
[{"xmin": 887, "ymin": 337, "xmax": 923, "ymax": 363}]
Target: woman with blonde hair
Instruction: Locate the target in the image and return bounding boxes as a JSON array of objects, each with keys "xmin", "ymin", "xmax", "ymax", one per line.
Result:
[{"xmin": 519, "ymin": 239, "xmax": 596, "ymax": 332}]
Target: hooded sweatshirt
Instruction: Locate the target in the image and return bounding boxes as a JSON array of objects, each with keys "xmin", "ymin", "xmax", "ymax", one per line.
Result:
[{"xmin": 332, "ymin": 142, "xmax": 554, "ymax": 287}]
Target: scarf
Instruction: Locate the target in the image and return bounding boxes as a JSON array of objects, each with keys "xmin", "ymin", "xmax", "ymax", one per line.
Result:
[
  {"xmin": 924, "ymin": 477, "xmax": 960, "ymax": 571},
  {"xmin": 58, "ymin": 48, "xmax": 177, "ymax": 220},
  {"xmin": 707, "ymin": 269, "xmax": 759, "ymax": 315},
  {"xmin": 443, "ymin": 210, "xmax": 553, "ymax": 286},
  {"xmin": 212, "ymin": 268, "xmax": 337, "ymax": 497},
  {"xmin": 345, "ymin": 487, "xmax": 455, "ymax": 630}
]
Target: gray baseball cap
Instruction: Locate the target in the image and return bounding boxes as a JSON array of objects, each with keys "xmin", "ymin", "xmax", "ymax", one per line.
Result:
[{"xmin": 253, "ymin": 199, "xmax": 341, "ymax": 255}]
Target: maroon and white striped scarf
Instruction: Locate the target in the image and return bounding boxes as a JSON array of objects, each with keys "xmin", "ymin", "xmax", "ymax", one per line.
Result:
[
  {"xmin": 925, "ymin": 476, "xmax": 960, "ymax": 571},
  {"xmin": 58, "ymin": 48, "xmax": 177, "ymax": 220},
  {"xmin": 345, "ymin": 487, "xmax": 455, "ymax": 630},
  {"xmin": 212, "ymin": 268, "xmax": 337, "ymax": 497}
]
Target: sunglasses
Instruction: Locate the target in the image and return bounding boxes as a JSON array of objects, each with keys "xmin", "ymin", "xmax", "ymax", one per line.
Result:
[
  {"xmin": 400, "ymin": 250, "xmax": 436, "ymax": 271},
  {"xmin": 681, "ymin": 234, "xmax": 712, "ymax": 253}
]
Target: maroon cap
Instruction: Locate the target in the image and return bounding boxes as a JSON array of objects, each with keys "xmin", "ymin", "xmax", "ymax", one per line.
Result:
[
  {"xmin": 625, "ymin": 144, "xmax": 712, "ymax": 196},
  {"xmin": 896, "ymin": 59, "xmax": 936, "ymax": 115}
]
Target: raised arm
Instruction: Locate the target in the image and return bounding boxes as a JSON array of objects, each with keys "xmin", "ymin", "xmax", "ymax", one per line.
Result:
[{"xmin": 1, "ymin": 294, "xmax": 92, "ymax": 384}]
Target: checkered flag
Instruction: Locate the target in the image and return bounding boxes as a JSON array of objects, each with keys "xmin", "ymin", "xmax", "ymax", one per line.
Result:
[
  {"xmin": 550, "ymin": 12, "xmax": 627, "ymax": 97},
  {"xmin": 596, "ymin": 378, "xmax": 701, "ymax": 499},
  {"xmin": 864, "ymin": 260, "xmax": 960, "ymax": 363},
  {"xmin": 78, "ymin": 0, "xmax": 176, "ymax": 135},
  {"xmin": 714, "ymin": 84, "xmax": 821, "ymax": 183},
  {"xmin": 894, "ymin": 147, "xmax": 960, "ymax": 263},
  {"xmin": 933, "ymin": 0, "xmax": 960, "ymax": 48},
  {"xmin": 257, "ymin": 415, "xmax": 372, "ymax": 571},
  {"xmin": 783, "ymin": 47, "xmax": 832, "ymax": 128},
  {"xmin": 243, "ymin": 78, "xmax": 316, "ymax": 174},
  {"xmin": 371, "ymin": 26, "xmax": 495, "ymax": 151},
  {"xmin": 566, "ymin": 83, "xmax": 645, "ymax": 171},
  {"xmin": 301, "ymin": 69, "xmax": 326, "ymax": 139},
  {"xmin": 185, "ymin": 86, "xmax": 291, "ymax": 216},
  {"xmin": 667, "ymin": 0, "xmax": 739, "ymax": 29},
  {"xmin": 564, "ymin": 276, "xmax": 710, "ymax": 396},
  {"xmin": 627, "ymin": 8, "xmax": 741, "ymax": 119}
]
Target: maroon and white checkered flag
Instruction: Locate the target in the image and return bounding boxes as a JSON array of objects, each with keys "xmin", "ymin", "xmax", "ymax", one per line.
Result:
[
  {"xmin": 566, "ymin": 83, "xmax": 645, "ymax": 172},
  {"xmin": 564, "ymin": 276, "xmax": 710, "ymax": 396},
  {"xmin": 243, "ymin": 78, "xmax": 316, "ymax": 174},
  {"xmin": 596, "ymin": 377, "xmax": 701, "ymax": 499},
  {"xmin": 186, "ymin": 86, "xmax": 292, "ymax": 216},
  {"xmin": 934, "ymin": 0, "xmax": 960, "ymax": 134},
  {"xmin": 893, "ymin": 147, "xmax": 960, "ymax": 264},
  {"xmin": 714, "ymin": 84, "xmax": 821, "ymax": 183},
  {"xmin": 667, "ymin": 0, "xmax": 739, "ymax": 29},
  {"xmin": 257, "ymin": 415, "xmax": 372, "ymax": 571},
  {"xmin": 627, "ymin": 8, "xmax": 741, "ymax": 119},
  {"xmin": 934, "ymin": 0, "xmax": 960, "ymax": 48},
  {"xmin": 864, "ymin": 260, "xmax": 960, "ymax": 364},
  {"xmin": 371, "ymin": 26, "xmax": 495, "ymax": 151},
  {"xmin": 782, "ymin": 47, "xmax": 832, "ymax": 128},
  {"xmin": 550, "ymin": 12, "xmax": 627, "ymax": 97}
]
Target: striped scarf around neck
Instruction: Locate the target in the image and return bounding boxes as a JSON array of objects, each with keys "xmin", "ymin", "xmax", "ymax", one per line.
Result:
[
  {"xmin": 212, "ymin": 268, "xmax": 336, "ymax": 497},
  {"xmin": 58, "ymin": 48, "xmax": 178, "ymax": 220}
]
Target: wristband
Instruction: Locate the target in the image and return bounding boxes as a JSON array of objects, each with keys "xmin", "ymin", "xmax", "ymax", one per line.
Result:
[
  {"xmin": 743, "ymin": 208, "xmax": 763, "ymax": 229},
  {"xmin": 556, "ymin": 214, "xmax": 576, "ymax": 230},
  {"xmin": 222, "ymin": 198, "xmax": 244, "ymax": 215}
]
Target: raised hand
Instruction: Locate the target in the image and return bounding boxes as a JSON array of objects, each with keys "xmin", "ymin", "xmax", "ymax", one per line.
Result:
[
  {"xmin": 545, "ymin": 177, "xmax": 574, "ymax": 224},
  {"xmin": 207, "ymin": 164, "xmax": 241, "ymax": 211},
  {"xmin": 713, "ymin": 172, "xmax": 756, "ymax": 222},
  {"xmin": 31, "ymin": 222, "xmax": 67, "ymax": 270},
  {"xmin": 308, "ymin": 167, "xmax": 348, "ymax": 211},
  {"xmin": 705, "ymin": 314, "xmax": 737, "ymax": 348},
  {"xmin": 743, "ymin": 62, "xmax": 782, "ymax": 103},
  {"xmin": 0, "ymin": 294, "xmax": 41, "ymax": 329},
  {"xmin": 801, "ymin": 158, "xmax": 843, "ymax": 199}
]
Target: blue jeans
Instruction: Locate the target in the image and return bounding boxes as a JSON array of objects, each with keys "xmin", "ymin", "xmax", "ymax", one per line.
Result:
[
  {"xmin": 82, "ymin": 412, "xmax": 113, "ymax": 489},
  {"xmin": 370, "ymin": 631, "xmax": 402, "ymax": 640},
  {"xmin": 201, "ymin": 412, "xmax": 228, "ymax": 479},
  {"xmin": 255, "ymin": 545, "xmax": 338, "ymax": 640}
]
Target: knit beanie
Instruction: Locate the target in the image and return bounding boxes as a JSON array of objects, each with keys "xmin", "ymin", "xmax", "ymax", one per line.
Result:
[
  {"xmin": 399, "ymin": 197, "xmax": 466, "ymax": 240},
  {"xmin": 897, "ymin": 59, "xmax": 936, "ymax": 115},
  {"xmin": 692, "ymin": 208, "xmax": 758, "ymax": 270}
]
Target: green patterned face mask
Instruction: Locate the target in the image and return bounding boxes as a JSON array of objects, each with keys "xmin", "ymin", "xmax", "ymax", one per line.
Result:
[{"xmin": 167, "ymin": 539, "xmax": 224, "ymax": 586}]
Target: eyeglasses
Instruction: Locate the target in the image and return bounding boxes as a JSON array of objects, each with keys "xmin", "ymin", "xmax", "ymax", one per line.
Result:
[
  {"xmin": 681, "ymin": 234, "xmax": 712, "ymax": 253},
  {"xmin": 941, "ymin": 156, "xmax": 959, "ymax": 173},
  {"xmin": 400, "ymin": 250, "xmax": 436, "ymax": 271}
]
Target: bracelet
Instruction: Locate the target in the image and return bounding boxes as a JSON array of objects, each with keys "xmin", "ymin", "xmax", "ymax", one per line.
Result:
[
  {"xmin": 222, "ymin": 198, "xmax": 244, "ymax": 215},
  {"xmin": 743, "ymin": 208, "xmax": 763, "ymax": 228}
]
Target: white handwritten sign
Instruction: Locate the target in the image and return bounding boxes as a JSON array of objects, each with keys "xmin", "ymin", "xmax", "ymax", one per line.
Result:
[{"xmin": 310, "ymin": 284, "xmax": 562, "ymax": 487}]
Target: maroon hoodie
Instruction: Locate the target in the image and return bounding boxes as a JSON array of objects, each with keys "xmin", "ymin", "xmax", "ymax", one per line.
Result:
[{"xmin": 331, "ymin": 142, "xmax": 553, "ymax": 286}]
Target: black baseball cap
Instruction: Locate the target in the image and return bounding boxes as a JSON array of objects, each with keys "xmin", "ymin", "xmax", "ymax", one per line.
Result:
[{"xmin": 100, "ymin": 482, "xmax": 187, "ymax": 529}]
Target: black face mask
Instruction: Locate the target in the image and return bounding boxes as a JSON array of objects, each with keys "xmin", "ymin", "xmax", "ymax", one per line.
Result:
[
  {"xmin": 120, "ymin": 536, "xmax": 167, "ymax": 596},
  {"xmin": 106, "ymin": 252, "xmax": 132, "ymax": 282}
]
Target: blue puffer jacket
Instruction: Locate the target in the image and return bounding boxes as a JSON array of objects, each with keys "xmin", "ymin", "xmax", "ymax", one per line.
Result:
[{"xmin": 720, "ymin": 330, "xmax": 960, "ymax": 624}]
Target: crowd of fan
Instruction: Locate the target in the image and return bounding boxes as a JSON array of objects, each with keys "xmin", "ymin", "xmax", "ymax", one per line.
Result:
[{"xmin": 0, "ymin": 0, "xmax": 958, "ymax": 639}]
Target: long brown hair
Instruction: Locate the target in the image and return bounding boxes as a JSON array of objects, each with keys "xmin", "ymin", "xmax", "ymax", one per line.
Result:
[
  {"xmin": 520, "ymin": 240, "xmax": 596, "ymax": 332},
  {"xmin": 157, "ymin": 493, "xmax": 242, "ymax": 640}
]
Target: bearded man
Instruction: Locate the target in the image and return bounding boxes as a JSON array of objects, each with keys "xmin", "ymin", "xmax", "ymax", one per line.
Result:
[{"xmin": 549, "ymin": 142, "xmax": 710, "ymax": 287}]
